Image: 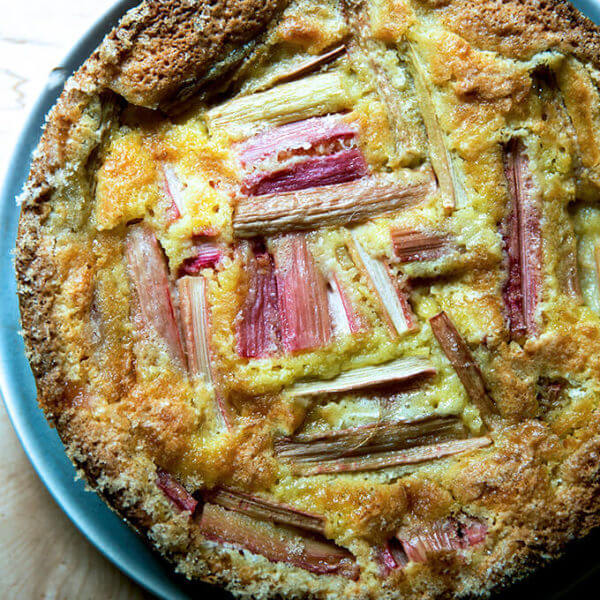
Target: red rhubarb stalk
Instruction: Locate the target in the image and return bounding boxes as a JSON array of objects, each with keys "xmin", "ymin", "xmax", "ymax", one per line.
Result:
[
  {"xmin": 236, "ymin": 245, "xmax": 281, "ymax": 358},
  {"xmin": 179, "ymin": 242, "xmax": 223, "ymax": 276},
  {"xmin": 156, "ymin": 468, "xmax": 198, "ymax": 513},
  {"xmin": 199, "ymin": 503, "xmax": 359, "ymax": 578},
  {"xmin": 242, "ymin": 148, "xmax": 368, "ymax": 196},
  {"xmin": 271, "ymin": 234, "xmax": 332, "ymax": 352},
  {"xmin": 502, "ymin": 139, "xmax": 542, "ymax": 338},
  {"xmin": 125, "ymin": 225, "xmax": 186, "ymax": 366}
]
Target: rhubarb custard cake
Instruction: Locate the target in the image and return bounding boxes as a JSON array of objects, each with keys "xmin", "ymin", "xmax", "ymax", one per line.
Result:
[{"xmin": 15, "ymin": 0, "xmax": 600, "ymax": 597}]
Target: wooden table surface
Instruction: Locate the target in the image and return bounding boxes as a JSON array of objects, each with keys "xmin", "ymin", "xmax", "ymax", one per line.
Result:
[{"xmin": 1, "ymin": 2, "xmax": 150, "ymax": 598}]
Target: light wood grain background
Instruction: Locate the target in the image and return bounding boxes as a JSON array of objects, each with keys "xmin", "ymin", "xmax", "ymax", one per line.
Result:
[{"xmin": 1, "ymin": 2, "xmax": 150, "ymax": 598}]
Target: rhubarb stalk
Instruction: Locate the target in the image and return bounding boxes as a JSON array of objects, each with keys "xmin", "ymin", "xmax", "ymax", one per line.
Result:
[
  {"xmin": 205, "ymin": 72, "xmax": 351, "ymax": 141},
  {"xmin": 266, "ymin": 45, "xmax": 347, "ymax": 89},
  {"xmin": 398, "ymin": 515, "xmax": 487, "ymax": 564},
  {"xmin": 350, "ymin": 235, "xmax": 416, "ymax": 337},
  {"xmin": 275, "ymin": 416, "xmax": 491, "ymax": 475},
  {"xmin": 233, "ymin": 170, "xmax": 435, "ymax": 237},
  {"xmin": 327, "ymin": 274, "xmax": 363, "ymax": 337},
  {"xmin": 236, "ymin": 245, "xmax": 281, "ymax": 358},
  {"xmin": 271, "ymin": 234, "xmax": 332, "ymax": 352},
  {"xmin": 179, "ymin": 242, "xmax": 223, "ymax": 276},
  {"xmin": 199, "ymin": 503, "xmax": 359, "ymax": 578},
  {"xmin": 178, "ymin": 276, "xmax": 232, "ymax": 428},
  {"xmin": 287, "ymin": 356, "xmax": 435, "ymax": 397},
  {"xmin": 429, "ymin": 311, "xmax": 497, "ymax": 421},
  {"xmin": 160, "ymin": 163, "xmax": 186, "ymax": 220},
  {"xmin": 242, "ymin": 149, "xmax": 368, "ymax": 196},
  {"xmin": 502, "ymin": 138, "xmax": 542, "ymax": 339},
  {"xmin": 237, "ymin": 114, "xmax": 359, "ymax": 168},
  {"xmin": 125, "ymin": 225, "xmax": 186, "ymax": 366},
  {"xmin": 206, "ymin": 487, "xmax": 325, "ymax": 534},
  {"xmin": 409, "ymin": 45, "xmax": 465, "ymax": 211},
  {"xmin": 391, "ymin": 229, "xmax": 456, "ymax": 263},
  {"xmin": 156, "ymin": 468, "xmax": 198, "ymax": 513}
]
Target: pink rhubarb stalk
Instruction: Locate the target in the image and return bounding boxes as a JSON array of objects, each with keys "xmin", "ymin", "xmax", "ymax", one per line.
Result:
[
  {"xmin": 160, "ymin": 163, "xmax": 186, "ymax": 221},
  {"xmin": 156, "ymin": 468, "xmax": 198, "ymax": 513},
  {"xmin": 327, "ymin": 274, "xmax": 364, "ymax": 336},
  {"xmin": 125, "ymin": 224, "xmax": 186, "ymax": 366},
  {"xmin": 271, "ymin": 234, "xmax": 332, "ymax": 352},
  {"xmin": 429, "ymin": 311, "xmax": 497, "ymax": 421},
  {"xmin": 199, "ymin": 503, "xmax": 359, "ymax": 578},
  {"xmin": 179, "ymin": 242, "xmax": 223, "ymax": 276},
  {"xmin": 178, "ymin": 276, "xmax": 232, "ymax": 429},
  {"xmin": 242, "ymin": 148, "xmax": 368, "ymax": 196},
  {"xmin": 398, "ymin": 515, "xmax": 487, "ymax": 564},
  {"xmin": 236, "ymin": 245, "xmax": 281, "ymax": 358},
  {"xmin": 391, "ymin": 229, "xmax": 456, "ymax": 263},
  {"xmin": 502, "ymin": 139, "xmax": 542, "ymax": 338},
  {"xmin": 237, "ymin": 114, "xmax": 358, "ymax": 168}
]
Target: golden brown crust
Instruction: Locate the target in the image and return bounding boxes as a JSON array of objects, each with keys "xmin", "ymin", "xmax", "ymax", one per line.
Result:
[
  {"xmin": 96, "ymin": 0, "xmax": 289, "ymax": 109},
  {"xmin": 422, "ymin": 0, "xmax": 600, "ymax": 67},
  {"xmin": 15, "ymin": 0, "xmax": 600, "ymax": 598}
]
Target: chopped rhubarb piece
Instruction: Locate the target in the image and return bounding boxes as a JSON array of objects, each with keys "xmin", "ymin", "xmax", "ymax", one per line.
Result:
[
  {"xmin": 399, "ymin": 515, "xmax": 487, "ymax": 563},
  {"xmin": 125, "ymin": 225, "xmax": 186, "ymax": 366},
  {"xmin": 233, "ymin": 170, "xmax": 436, "ymax": 237},
  {"xmin": 199, "ymin": 503, "xmax": 359, "ymax": 578},
  {"xmin": 429, "ymin": 311, "xmax": 497, "ymax": 421},
  {"xmin": 502, "ymin": 139, "xmax": 543, "ymax": 338},
  {"xmin": 236, "ymin": 247, "xmax": 280, "ymax": 358},
  {"xmin": 271, "ymin": 234, "xmax": 332, "ymax": 352},
  {"xmin": 178, "ymin": 276, "xmax": 213, "ymax": 385},
  {"xmin": 179, "ymin": 242, "xmax": 223, "ymax": 276},
  {"xmin": 409, "ymin": 45, "xmax": 465, "ymax": 211},
  {"xmin": 377, "ymin": 538, "xmax": 408, "ymax": 574},
  {"xmin": 205, "ymin": 72, "xmax": 352, "ymax": 141},
  {"xmin": 206, "ymin": 487, "xmax": 325, "ymax": 534},
  {"xmin": 178, "ymin": 276, "xmax": 232, "ymax": 429},
  {"xmin": 287, "ymin": 356, "xmax": 435, "ymax": 397},
  {"xmin": 268, "ymin": 45, "xmax": 347, "ymax": 89},
  {"xmin": 160, "ymin": 163, "xmax": 186, "ymax": 220},
  {"xmin": 156, "ymin": 468, "xmax": 198, "ymax": 513},
  {"xmin": 327, "ymin": 274, "xmax": 363, "ymax": 336},
  {"xmin": 391, "ymin": 229, "xmax": 456, "ymax": 263},
  {"xmin": 242, "ymin": 149, "xmax": 368, "ymax": 196},
  {"xmin": 275, "ymin": 416, "xmax": 491, "ymax": 475},
  {"xmin": 350, "ymin": 235, "xmax": 416, "ymax": 337},
  {"xmin": 237, "ymin": 114, "xmax": 358, "ymax": 167}
]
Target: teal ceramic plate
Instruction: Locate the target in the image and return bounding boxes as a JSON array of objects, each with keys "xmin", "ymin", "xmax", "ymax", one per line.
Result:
[{"xmin": 1, "ymin": 2, "xmax": 600, "ymax": 598}]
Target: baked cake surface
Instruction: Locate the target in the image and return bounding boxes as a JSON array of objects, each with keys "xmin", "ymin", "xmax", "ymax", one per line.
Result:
[{"xmin": 15, "ymin": 0, "xmax": 600, "ymax": 597}]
